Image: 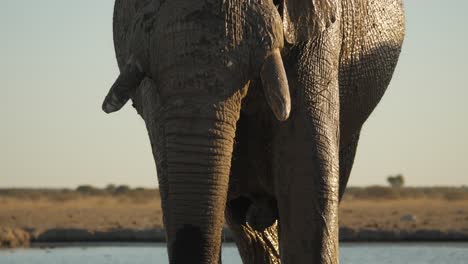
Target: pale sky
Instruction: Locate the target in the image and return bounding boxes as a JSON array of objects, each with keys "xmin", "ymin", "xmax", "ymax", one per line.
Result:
[{"xmin": 1, "ymin": 0, "xmax": 467, "ymax": 188}]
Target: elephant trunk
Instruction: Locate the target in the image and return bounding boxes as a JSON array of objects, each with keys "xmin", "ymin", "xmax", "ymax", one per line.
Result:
[{"xmin": 153, "ymin": 99, "xmax": 241, "ymax": 264}]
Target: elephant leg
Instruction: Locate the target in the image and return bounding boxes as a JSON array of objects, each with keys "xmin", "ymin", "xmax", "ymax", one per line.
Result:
[
  {"xmin": 274, "ymin": 31, "xmax": 342, "ymax": 263},
  {"xmin": 338, "ymin": 132, "xmax": 361, "ymax": 201},
  {"xmin": 225, "ymin": 198, "xmax": 280, "ymax": 264}
]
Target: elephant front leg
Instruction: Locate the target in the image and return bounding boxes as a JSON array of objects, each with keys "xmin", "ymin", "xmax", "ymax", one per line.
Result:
[
  {"xmin": 274, "ymin": 110, "xmax": 340, "ymax": 263},
  {"xmin": 274, "ymin": 34, "xmax": 341, "ymax": 263}
]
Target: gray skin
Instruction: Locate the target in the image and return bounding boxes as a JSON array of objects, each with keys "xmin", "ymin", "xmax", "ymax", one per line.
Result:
[{"xmin": 102, "ymin": 0, "xmax": 405, "ymax": 263}]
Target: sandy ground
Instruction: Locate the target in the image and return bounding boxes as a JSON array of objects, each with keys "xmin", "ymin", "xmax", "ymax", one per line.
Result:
[
  {"xmin": 339, "ymin": 199, "xmax": 468, "ymax": 231},
  {"xmin": 1, "ymin": 196, "xmax": 468, "ymax": 247},
  {"xmin": 0, "ymin": 197, "xmax": 163, "ymax": 230},
  {"xmin": 2, "ymin": 197, "xmax": 467, "ymax": 231}
]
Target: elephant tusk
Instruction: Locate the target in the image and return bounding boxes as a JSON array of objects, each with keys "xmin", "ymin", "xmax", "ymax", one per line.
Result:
[
  {"xmin": 260, "ymin": 49, "xmax": 291, "ymax": 121},
  {"xmin": 102, "ymin": 60, "xmax": 145, "ymax": 114}
]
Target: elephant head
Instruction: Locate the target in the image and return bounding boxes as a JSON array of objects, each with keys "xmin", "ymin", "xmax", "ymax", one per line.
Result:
[{"xmin": 102, "ymin": 0, "xmax": 290, "ymax": 262}]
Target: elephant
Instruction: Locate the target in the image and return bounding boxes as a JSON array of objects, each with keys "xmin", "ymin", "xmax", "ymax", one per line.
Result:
[{"xmin": 102, "ymin": 0, "xmax": 405, "ymax": 263}]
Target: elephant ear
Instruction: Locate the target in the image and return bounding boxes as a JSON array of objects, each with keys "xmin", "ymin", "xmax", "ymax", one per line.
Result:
[
  {"xmin": 282, "ymin": 0, "xmax": 338, "ymax": 44},
  {"xmin": 102, "ymin": 0, "xmax": 157, "ymax": 113},
  {"xmin": 113, "ymin": 0, "xmax": 153, "ymax": 71}
]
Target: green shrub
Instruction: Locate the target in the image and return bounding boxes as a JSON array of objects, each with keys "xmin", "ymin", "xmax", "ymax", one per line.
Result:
[
  {"xmin": 113, "ymin": 185, "xmax": 131, "ymax": 195},
  {"xmin": 76, "ymin": 185, "xmax": 99, "ymax": 195},
  {"xmin": 387, "ymin": 174, "xmax": 405, "ymax": 188},
  {"xmin": 105, "ymin": 184, "xmax": 116, "ymax": 192}
]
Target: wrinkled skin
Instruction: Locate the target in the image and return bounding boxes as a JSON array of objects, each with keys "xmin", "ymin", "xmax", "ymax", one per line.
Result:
[{"xmin": 103, "ymin": 0, "xmax": 405, "ymax": 263}]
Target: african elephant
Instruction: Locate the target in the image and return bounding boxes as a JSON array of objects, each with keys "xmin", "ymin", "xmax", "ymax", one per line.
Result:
[{"xmin": 102, "ymin": 0, "xmax": 405, "ymax": 263}]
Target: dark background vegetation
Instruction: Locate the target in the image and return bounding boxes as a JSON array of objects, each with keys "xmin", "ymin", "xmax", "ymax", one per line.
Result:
[{"xmin": 1, "ymin": 185, "xmax": 468, "ymax": 201}]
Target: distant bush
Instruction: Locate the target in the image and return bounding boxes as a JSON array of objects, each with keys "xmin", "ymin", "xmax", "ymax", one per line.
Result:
[
  {"xmin": 76, "ymin": 185, "xmax": 99, "ymax": 195},
  {"xmin": 343, "ymin": 186, "xmax": 468, "ymax": 201},
  {"xmin": 0, "ymin": 186, "xmax": 161, "ymax": 202},
  {"xmin": 370, "ymin": 186, "xmax": 400, "ymax": 198},
  {"xmin": 0, "ymin": 188, "xmax": 78, "ymax": 201},
  {"xmin": 113, "ymin": 185, "xmax": 131, "ymax": 195},
  {"xmin": 105, "ymin": 184, "xmax": 116, "ymax": 192},
  {"xmin": 387, "ymin": 174, "xmax": 405, "ymax": 188},
  {"xmin": 443, "ymin": 189, "xmax": 468, "ymax": 201}
]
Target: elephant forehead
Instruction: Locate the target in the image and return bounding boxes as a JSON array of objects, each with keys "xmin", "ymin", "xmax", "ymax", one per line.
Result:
[
  {"xmin": 151, "ymin": 1, "xmax": 227, "ymax": 65},
  {"xmin": 155, "ymin": 1, "xmax": 224, "ymax": 33},
  {"xmin": 152, "ymin": 0, "xmax": 282, "ymax": 50}
]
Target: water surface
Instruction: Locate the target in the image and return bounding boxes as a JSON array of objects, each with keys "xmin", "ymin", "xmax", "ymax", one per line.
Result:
[{"xmin": 1, "ymin": 243, "xmax": 467, "ymax": 264}]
